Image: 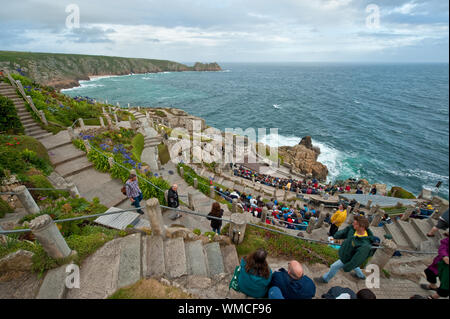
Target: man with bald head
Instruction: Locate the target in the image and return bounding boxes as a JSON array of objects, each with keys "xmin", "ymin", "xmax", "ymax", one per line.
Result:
[{"xmin": 268, "ymin": 260, "xmax": 316, "ymax": 299}]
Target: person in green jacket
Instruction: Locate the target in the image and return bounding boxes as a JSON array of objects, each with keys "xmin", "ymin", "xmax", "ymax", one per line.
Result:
[
  {"xmin": 314, "ymin": 215, "xmax": 375, "ymax": 283},
  {"xmin": 237, "ymin": 248, "xmax": 273, "ymax": 298}
]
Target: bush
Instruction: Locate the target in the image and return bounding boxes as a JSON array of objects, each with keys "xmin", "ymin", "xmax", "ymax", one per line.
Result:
[
  {"xmin": 0, "ymin": 197, "xmax": 14, "ymax": 218},
  {"xmin": 24, "ymin": 174, "xmax": 68, "ymax": 200},
  {"xmin": 388, "ymin": 186, "xmax": 416, "ymax": 199},
  {"xmin": 0, "ymin": 96, "xmax": 24, "ymax": 134},
  {"xmin": 131, "ymin": 133, "xmax": 144, "ymax": 161},
  {"xmin": 0, "ymin": 136, "xmax": 52, "ymax": 181}
]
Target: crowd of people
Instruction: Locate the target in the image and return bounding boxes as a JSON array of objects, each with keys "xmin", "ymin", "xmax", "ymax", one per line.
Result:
[
  {"xmin": 124, "ymin": 167, "xmax": 448, "ymax": 300},
  {"xmin": 229, "ymin": 215, "xmax": 381, "ymax": 299}
]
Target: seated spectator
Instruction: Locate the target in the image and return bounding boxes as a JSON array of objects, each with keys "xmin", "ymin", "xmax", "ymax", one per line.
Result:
[
  {"xmin": 321, "ymin": 287, "xmax": 376, "ymax": 299},
  {"xmin": 370, "ymin": 186, "xmax": 377, "ymax": 195},
  {"xmin": 356, "ymin": 188, "xmax": 363, "ymax": 194},
  {"xmin": 379, "ymin": 214, "xmax": 392, "ymax": 226},
  {"xmin": 266, "ymin": 198, "xmax": 275, "ymax": 210},
  {"xmin": 268, "ymin": 260, "xmax": 316, "ymax": 299},
  {"xmin": 230, "ymin": 190, "xmax": 240, "ymax": 199},
  {"xmin": 237, "ymin": 248, "xmax": 273, "ymax": 298},
  {"xmin": 345, "ymin": 185, "xmax": 351, "ymax": 192}
]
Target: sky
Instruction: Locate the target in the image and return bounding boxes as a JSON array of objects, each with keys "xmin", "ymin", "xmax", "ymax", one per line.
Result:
[{"xmin": 0, "ymin": 0, "xmax": 448, "ymax": 63}]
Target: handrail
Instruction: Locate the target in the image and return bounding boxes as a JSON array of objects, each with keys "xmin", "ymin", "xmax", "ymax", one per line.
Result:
[
  {"xmin": 0, "ymin": 206, "xmax": 144, "ymax": 235},
  {"xmin": 87, "ymin": 142, "xmax": 167, "ymax": 195},
  {"xmin": 158, "ymin": 204, "xmax": 437, "ymax": 254}
]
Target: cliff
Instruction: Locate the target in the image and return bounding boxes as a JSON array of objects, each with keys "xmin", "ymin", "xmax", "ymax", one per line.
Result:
[
  {"xmin": 0, "ymin": 51, "xmax": 222, "ymax": 90},
  {"xmin": 278, "ymin": 136, "xmax": 329, "ymax": 180}
]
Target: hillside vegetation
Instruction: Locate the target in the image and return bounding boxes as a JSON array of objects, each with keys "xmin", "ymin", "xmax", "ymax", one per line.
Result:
[{"xmin": 0, "ymin": 51, "xmax": 221, "ymax": 89}]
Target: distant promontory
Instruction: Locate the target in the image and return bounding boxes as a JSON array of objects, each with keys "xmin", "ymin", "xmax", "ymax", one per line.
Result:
[{"xmin": 0, "ymin": 51, "xmax": 222, "ymax": 90}]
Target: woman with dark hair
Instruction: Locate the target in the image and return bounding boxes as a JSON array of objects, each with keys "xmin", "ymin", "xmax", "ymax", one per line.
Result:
[
  {"xmin": 207, "ymin": 202, "xmax": 224, "ymax": 234},
  {"xmin": 237, "ymin": 248, "xmax": 273, "ymax": 298}
]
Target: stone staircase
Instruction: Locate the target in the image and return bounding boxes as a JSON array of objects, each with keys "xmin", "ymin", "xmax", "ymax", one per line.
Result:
[
  {"xmin": 34, "ymin": 130, "xmax": 129, "ymax": 209},
  {"xmin": 0, "ymin": 82, "xmax": 52, "ymax": 139},
  {"xmin": 37, "ymin": 231, "xmax": 241, "ymax": 299}
]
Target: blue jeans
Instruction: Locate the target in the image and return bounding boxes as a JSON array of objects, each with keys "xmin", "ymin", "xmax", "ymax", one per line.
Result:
[
  {"xmin": 268, "ymin": 286, "xmax": 285, "ymax": 299},
  {"xmin": 322, "ymin": 259, "xmax": 366, "ymax": 282},
  {"xmin": 212, "ymin": 227, "xmax": 221, "ymax": 235},
  {"xmin": 132, "ymin": 193, "xmax": 144, "ymax": 214}
]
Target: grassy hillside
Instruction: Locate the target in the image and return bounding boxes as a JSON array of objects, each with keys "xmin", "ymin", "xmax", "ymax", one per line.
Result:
[{"xmin": 0, "ymin": 51, "xmax": 221, "ymax": 89}]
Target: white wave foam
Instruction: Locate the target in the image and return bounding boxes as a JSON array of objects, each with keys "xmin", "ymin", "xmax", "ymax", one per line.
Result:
[{"xmin": 88, "ymin": 75, "xmax": 120, "ymax": 81}]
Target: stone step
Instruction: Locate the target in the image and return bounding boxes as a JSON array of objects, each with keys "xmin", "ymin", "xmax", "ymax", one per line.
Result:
[
  {"xmin": 21, "ymin": 118, "xmax": 35, "ymax": 124},
  {"xmin": 24, "ymin": 124, "xmax": 43, "ymax": 131},
  {"xmin": 411, "ymin": 218, "xmax": 443, "ymax": 245},
  {"xmin": 220, "ymin": 244, "xmax": 240, "ymax": 274},
  {"xmin": 39, "ymin": 130, "xmax": 71, "ymax": 150},
  {"xmin": 395, "ymin": 220, "xmax": 423, "ymax": 250},
  {"xmin": 205, "ymin": 242, "xmax": 225, "ymax": 276},
  {"xmin": 81, "ymin": 178, "xmax": 128, "ymax": 208},
  {"xmin": 145, "ymin": 235, "xmax": 166, "ymax": 278},
  {"xmin": 164, "ymin": 237, "xmax": 187, "ymax": 279},
  {"xmin": 55, "ymin": 156, "xmax": 94, "ymax": 178},
  {"xmin": 66, "ymin": 168, "xmax": 113, "ymax": 193},
  {"xmin": 117, "ymin": 233, "xmax": 142, "ymax": 289},
  {"xmin": 384, "ymin": 223, "xmax": 410, "ymax": 248},
  {"xmin": 185, "ymin": 240, "xmax": 208, "ymax": 276},
  {"xmin": 65, "ymin": 237, "xmax": 123, "ymax": 299},
  {"xmin": 34, "ymin": 132, "xmax": 53, "ymax": 140},
  {"xmin": 23, "ymin": 123, "xmax": 41, "ymax": 130},
  {"xmin": 36, "ymin": 265, "xmax": 68, "ymax": 299},
  {"xmin": 48, "ymin": 143, "xmax": 86, "ymax": 166}
]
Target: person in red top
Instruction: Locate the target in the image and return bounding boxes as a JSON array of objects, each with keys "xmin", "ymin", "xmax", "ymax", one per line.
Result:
[{"xmin": 345, "ymin": 185, "xmax": 351, "ymax": 192}]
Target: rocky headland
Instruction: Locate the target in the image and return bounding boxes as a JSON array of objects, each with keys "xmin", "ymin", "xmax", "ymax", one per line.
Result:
[
  {"xmin": 0, "ymin": 51, "xmax": 222, "ymax": 90},
  {"xmin": 278, "ymin": 136, "xmax": 328, "ymax": 180}
]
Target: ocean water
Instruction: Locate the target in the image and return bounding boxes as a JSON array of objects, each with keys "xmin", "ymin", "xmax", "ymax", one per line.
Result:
[{"xmin": 62, "ymin": 63, "xmax": 449, "ymax": 199}]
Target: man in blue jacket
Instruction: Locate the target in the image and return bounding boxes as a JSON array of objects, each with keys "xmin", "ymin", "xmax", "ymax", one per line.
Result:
[{"xmin": 268, "ymin": 260, "xmax": 316, "ymax": 299}]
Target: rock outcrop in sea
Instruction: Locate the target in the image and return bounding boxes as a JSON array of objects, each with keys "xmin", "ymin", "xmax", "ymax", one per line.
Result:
[{"xmin": 278, "ymin": 136, "xmax": 328, "ymax": 180}]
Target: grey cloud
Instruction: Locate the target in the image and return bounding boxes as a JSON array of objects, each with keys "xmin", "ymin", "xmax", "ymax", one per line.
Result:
[{"xmin": 64, "ymin": 26, "xmax": 116, "ymax": 43}]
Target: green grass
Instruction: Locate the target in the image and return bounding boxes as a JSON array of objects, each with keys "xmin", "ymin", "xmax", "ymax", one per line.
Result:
[
  {"xmin": 383, "ymin": 206, "xmax": 407, "ymax": 216},
  {"xmin": 157, "ymin": 143, "xmax": 170, "ymax": 165},
  {"xmin": 0, "ymin": 197, "xmax": 14, "ymax": 218},
  {"xmin": 224, "ymin": 224, "xmax": 339, "ymax": 266},
  {"xmin": 131, "ymin": 133, "xmax": 145, "ymax": 162},
  {"xmin": 388, "ymin": 186, "xmax": 416, "ymax": 199}
]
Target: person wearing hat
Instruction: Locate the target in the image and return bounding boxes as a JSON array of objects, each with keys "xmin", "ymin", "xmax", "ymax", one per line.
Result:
[{"xmin": 126, "ymin": 173, "xmax": 144, "ymax": 214}]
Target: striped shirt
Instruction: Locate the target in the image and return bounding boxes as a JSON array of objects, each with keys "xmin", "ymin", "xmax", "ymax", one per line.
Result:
[{"xmin": 126, "ymin": 179, "xmax": 141, "ymax": 198}]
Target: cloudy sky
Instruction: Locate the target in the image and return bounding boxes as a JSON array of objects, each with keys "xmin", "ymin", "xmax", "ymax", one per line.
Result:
[{"xmin": 0, "ymin": 0, "xmax": 448, "ymax": 63}]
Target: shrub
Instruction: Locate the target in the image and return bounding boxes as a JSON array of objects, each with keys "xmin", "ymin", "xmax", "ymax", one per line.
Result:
[
  {"xmin": 131, "ymin": 133, "xmax": 144, "ymax": 161},
  {"xmin": 0, "ymin": 136, "xmax": 52, "ymax": 180},
  {"xmin": 24, "ymin": 174, "xmax": 68, "ymax": 200},
  {"xmin": 0, "ymin": 197, "xmax": 14, "ymax": 218},
  {"xmin": 388, "ymin": 186, "xmax": 416, "ymax": 199},
  {"xmin": 0, "ymin": 96, "xmax": 24, "ymax": 134}
]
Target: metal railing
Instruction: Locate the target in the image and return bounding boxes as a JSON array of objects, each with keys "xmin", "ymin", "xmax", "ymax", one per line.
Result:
[
  {"xmin": 87, "ymin": 142, "xmax": 168, "ymax": 196},
  {"xmin": 0, "ymin": 206, "xmax": 144, "ymax": 235},
  {"xmin": 158, "ymin": 204, "xmax": 437, "ymax": 255}
]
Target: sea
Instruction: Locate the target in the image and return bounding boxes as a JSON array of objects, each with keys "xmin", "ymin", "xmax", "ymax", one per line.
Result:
[{"xmin": 61, "ymin": 63, "xmax": 449, "ymax": 199}]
